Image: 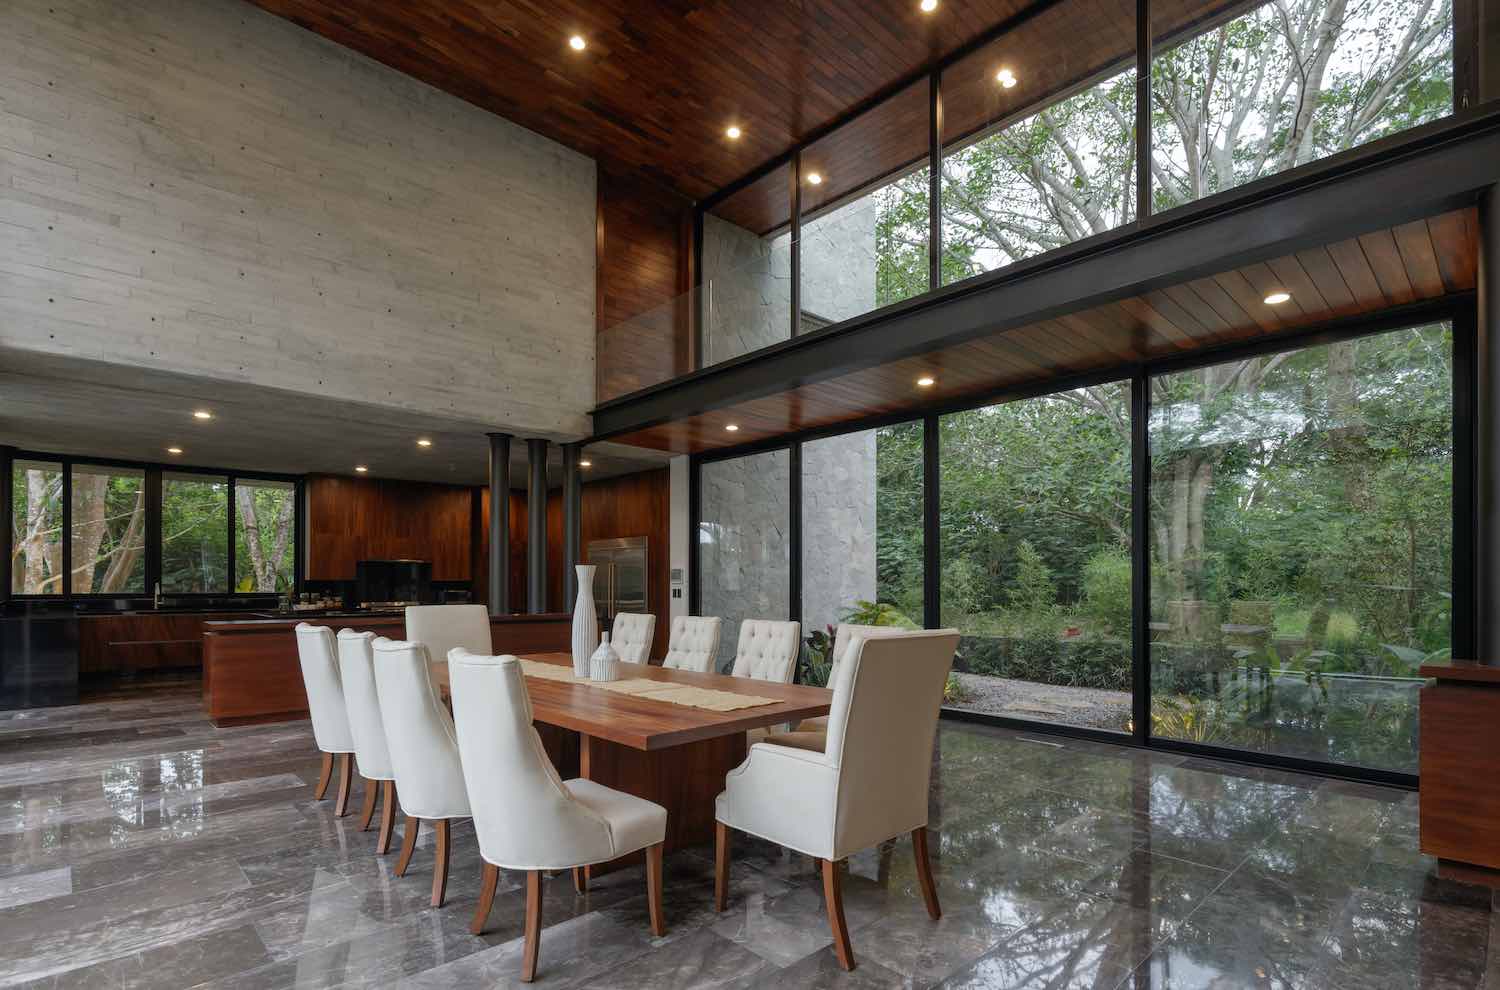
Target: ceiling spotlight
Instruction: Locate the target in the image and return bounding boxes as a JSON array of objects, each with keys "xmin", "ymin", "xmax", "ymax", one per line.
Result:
[
  {"xmin": 568, "ymin": 35, "xmax": 586, "ymax": 51},
  {"xmin": 996, "ymin": 68, "xmax": 1017, "ymax": 88},
  {"xmin": 917, "ymin": 376, "xmax": 936, "ymax": 388},
  {"xmin": 354, "ymin": 465, "xmax": 369, "ymax": 473},
  {"xmin": 166, "ymin": 446, "xmax": 183, "ymax": 455},
  {"xmin": 416, "ymin": 438, "xmax": 433, "ymax": 447},
  {"xmin": 725, "ymin": 423, "xmax": 740, "ymax": 432},
  {"xmin": 920, "ymin": 0, "xmax": 938, "ymax": 10},
  {"xmin": 579, "ymin": 459, "xmax": 593, "ymax": 468},
  {"xmin": 726, "ymin": 125, "xmax": 742, "ymax": 140},
  {"xmin": 192, "ymin": 409, "xmax": 213, "ymax": 420},
  {"xmin": 1264, "ymin": 291, "xmax": 1291, "ymax": 305},
  {"xmin": 806, "ymin": 172, "xmax": 823, "ymax": 185}
]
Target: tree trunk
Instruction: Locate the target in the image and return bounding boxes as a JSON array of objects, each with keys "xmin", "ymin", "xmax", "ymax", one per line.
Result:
[
  {"xmin": 100, "ymin": 488, "xmax": 146, "ymax": 592},
  {"xmin": 69, "ymin": 473, "xmax": 109, "ymax": 593}
]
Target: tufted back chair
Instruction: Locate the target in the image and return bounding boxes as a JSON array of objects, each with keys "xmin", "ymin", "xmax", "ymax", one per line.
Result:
[
  {"xmin": 730, "ymin": 619, "xmax": 802, "ymax": 683},
  {"xmin": 404, "ymin": 604, "xmax": 491, "ymax": 671},
  {"xmin": 370, "ymin": 639, "xmax": 471, "ymax": 821},
  {"xmin": 611, "ymin": 613, "xmax": 657, "ymax": 664},
  {"xmin": 335, "ymin": 629, "xmax": 393, "ymax": 780},
  {"xmin": 661, "ymin": 615, "xmax": 723, "ymax": 673},
  {"xmin": 294, "ymin": 623, "xmax": 355, "ymax": 754},
  {"xmin": 449, "ymin": 651, "xmax": 615, "ymax": 869}
]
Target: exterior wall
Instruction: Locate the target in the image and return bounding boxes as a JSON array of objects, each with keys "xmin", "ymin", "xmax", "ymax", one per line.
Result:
[
  {"xmin": 699, "ymin": 450, "xmax": 791, "ymax": 673},
  {"xmin": 801, "ymin": 430, "xmax": 879, "ymax": 638},
  {"xmin": 699, "ymin": 214, "xmax": 791, "ymax": 365},
  {"xmin": 0, "ymin": 0, "xmax": 597, "ymax": 438}
]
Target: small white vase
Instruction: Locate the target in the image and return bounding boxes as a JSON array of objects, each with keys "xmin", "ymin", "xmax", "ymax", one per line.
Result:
[
  {"xmin": 571, "ymin": 565, "xmax": 599, "ymax": 677},
  {"xmin": 590, "ymin": 633, "xmax": 620, "ymax": 682}
]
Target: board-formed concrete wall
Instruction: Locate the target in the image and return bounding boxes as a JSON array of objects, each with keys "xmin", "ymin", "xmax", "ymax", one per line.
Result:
[{"xmin": 0, "ymin": 0, "xmax": 597, "ymax": 438}]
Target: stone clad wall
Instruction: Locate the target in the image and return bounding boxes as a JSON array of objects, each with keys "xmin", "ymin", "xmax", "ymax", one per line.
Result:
[{"xmin": 0, "ymin": 0, "xmax": 597, "ymax": 437}]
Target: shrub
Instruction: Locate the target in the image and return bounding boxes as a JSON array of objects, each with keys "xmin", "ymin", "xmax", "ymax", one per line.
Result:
[
  {"xmin": 955, "ymin": 633, "xmax": 1130, "ymax": 691},
  {"xmin": 1081, "ymin": 548, "xmax": 1132, "ymax": 634}
]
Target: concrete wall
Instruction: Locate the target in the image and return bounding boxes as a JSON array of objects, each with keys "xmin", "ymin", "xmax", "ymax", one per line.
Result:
[
  {"xmin": 801, "ymin": 430, "xmax": 879, "ymax": 637},
  {"xmin": 699, "ymin": 214, "xmax": 791, "ymax": 366},
  {"xmin": 699, "ymin": 449, "xmax": 791, "ymax": 672},
  {"xmin": 0, "ymin": 0, "xmax": 597, "ymax": 438}
]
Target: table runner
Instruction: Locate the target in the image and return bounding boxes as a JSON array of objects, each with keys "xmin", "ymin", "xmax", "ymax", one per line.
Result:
[{"xmin": 518, "ymin": 659, "xmax": 778, "ymax": 713}]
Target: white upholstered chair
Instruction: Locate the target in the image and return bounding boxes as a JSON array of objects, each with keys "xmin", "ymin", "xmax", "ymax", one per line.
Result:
[
  {"xmin": 449, "ymin": 650, "xmax": 669, "ymax": 982},
  {"xmin": 371, "ymin": 638, "xmax": 472, "ymax": 906},
  {"xmin": 404, "ymin": 604, "xmax": 491, "ymax": 670},
  {"xmin": 610, "ymin": 612, "xmax": 657, "ymax": 664},
  {"xmin": 294, "ymin": 623, "xmax": 357, "ymax": 816},
  {"xmin": 335, "ymin": 629, "xmax": 398, "ymax": 852},
  {"xmin": 714, "ymin": 629, "xmax": 960, "ymax": 971},
  {"xmin": 660, "ymin": 615, "xmax": 723, "ymax": 673},
  {"xmin": 795, "ymin": 623, "xmax": 928, "ymax": 735},
  {"xmin": 730, "ymin": 619, "xmax": 801, "ymax": 682}
]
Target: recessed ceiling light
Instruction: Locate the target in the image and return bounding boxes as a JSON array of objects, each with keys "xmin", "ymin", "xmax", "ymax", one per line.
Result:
[
  {"xmin": 354, "ymin": 465, "xmax": 368, "ymax": 473},
  {"xmin": 579, "ymin": 459, "xmax": 593, "ymax": 468},
  {"xmin": 166, "ymin": 446, "xmax": 183, "ymax": 455},
  {"xmin": 725, "ymin": 423, "xmax": 740, "ymax": 432},
  {"xmin": 1264, "ymin": 291, "xmax": 1291, "ymax": 305},
  {"xmin": 192, "ymin": 409, "xmax": 213, "ymax": 420},
  {"xmin": 568, "ymin": 35, "xmax": 586, "ymax": 51},
  {"xmin": 920, "ymin": 0, "xmax": 938, "ymax": 11},
  {"xmin": 996, "ymin": 68, "xmax": 1017, "ymax": 88},
  {"xmin": 806, "ymin": 172, "xmax": 823, "ymax": 185},
  {"xmin": 917, "ymin": 376, "xmax": 936, "ymax": 387},
  {"xmin": 416, "ymin": 438, "xmax": 432, "ymax": 447},
  {"xmin": 726, "ymin": 125, "xmax": 742, "ymax": 140}
]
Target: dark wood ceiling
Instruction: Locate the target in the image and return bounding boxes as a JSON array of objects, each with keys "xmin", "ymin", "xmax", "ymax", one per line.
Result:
[{"xmin": 606, "ymin": 207, "xmax": 1478, "ymax": 453}]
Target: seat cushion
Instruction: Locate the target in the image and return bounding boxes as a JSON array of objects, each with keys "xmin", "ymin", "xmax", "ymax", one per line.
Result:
[
  {"xmin": 564, "ymin": 778, "xmax": 667, "ymax": 857},
  {"xmin": 760, "ymin": 729, "xmax": 827, "ymax": 754},
  {"xmin": 794, "ymin": 715, "xmax": 829, "ymax": 732}
]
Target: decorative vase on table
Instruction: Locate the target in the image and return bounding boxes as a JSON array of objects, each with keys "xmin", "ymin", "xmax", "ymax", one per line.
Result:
[
  {"xmin": 590, "ymin": 633, "xmax": 620, "ymax": 682},
  {"xmin": 571, "ymin": 565, "xmax": 599, "ymax": 678}
]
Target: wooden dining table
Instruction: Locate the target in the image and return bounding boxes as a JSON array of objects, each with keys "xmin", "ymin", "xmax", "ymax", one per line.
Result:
[{"xmin": 432, "ymin": 652, "xmax": 833, "ymax": 878}]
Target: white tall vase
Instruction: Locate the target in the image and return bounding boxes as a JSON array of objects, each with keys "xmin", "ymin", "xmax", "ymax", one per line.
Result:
[{"xmin": 571, "ymin": 565, "xmax": 600, "ymax": 677}]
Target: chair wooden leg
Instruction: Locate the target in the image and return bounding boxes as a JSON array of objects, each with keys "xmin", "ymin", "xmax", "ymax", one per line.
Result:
[
  {"xmin": 470, "ymin": 862, "xmax": 500, "ymax": 935},
  {"xmin": 313, "ymin": 752, "xmax": 333, "ymax": 799},
  {"xmin": 333, "ymin": 753, "xmax": 354, "ymax": 817},
  {"xmin": 375, "ymin": 781, "xmax": 397, "ymax": 855},
  {"xmin": 521, "ymin": 870, "xmax": 543, "ymax": 983},
  {"xmin": 394, "ymin": 816, "xmax": 420, "ymax": 876},
  {"xmin": 714, "ymin": 822, "xmax": 730, "ymax": 912},
  {"xmin": 912, "ymin": 826, "xmax": 942, "ymax": 921},
  {"xmin": 431, "ymin": 818, "xmax": 452, "ymax": 907},
  {"xmin": 357, "ymin": 777, "xmax": 378, "ymax": 831},
  {"xmin": 822, "ymin": 858, "xmax": 855, "ymax": 972},
  {"xmin": 646, "ymin": 842, "xmax": 666, "ymax": 937},
  {"xmin": 572, "ymin": 866, "xmax": 588, "ymax": 893}
]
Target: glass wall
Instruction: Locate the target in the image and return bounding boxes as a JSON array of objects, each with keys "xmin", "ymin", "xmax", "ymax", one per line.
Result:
[
  {"xmin": 70, "ymin": 465, "xmax": 146, "ymax": 594},
  {"xmin": 11, "ymin": 459, "xmax": 64, "ymax": 595},
  {"xmin": 698, "ymin": 449, "xmax": 792, "ymax": 672},
  {"xmin": 234, "ymin": 479, "xmax": 296, "ymax": 593},
  {"xmin": 1148, "ymin": 324, "xmax": 1452, "ymax": 772},
  {"xmin": 939, "ymin": 382, "xmax": 1133, "ymax": 731},
  {"xmin": 800, "ymin": 422, "xmax": 924, "ymax": 684},
  {"xmin": 161, "ymin": 473, "xmax": 229, "ymax": 594},
  {"xmin": 1150, "ymin": 0, "xmax": 1452, "ymax": 212},
  {"xmin": 702, "ymin": 165, "xmax": 794, "ymax": 367}
]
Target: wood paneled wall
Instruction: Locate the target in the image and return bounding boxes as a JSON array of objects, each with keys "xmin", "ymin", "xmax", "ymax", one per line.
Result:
[
  {"xmin": 596, "ymin": 165, "xmax": 694, "ymax": 403},
  {"xmin": 306, "ymin": 474, "xmax": 474, "ymax": 581}
]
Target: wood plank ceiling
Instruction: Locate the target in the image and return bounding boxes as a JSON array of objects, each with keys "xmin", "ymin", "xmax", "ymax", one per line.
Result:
[{"xmin": 607, "ymin": 207, "xmax": 1479, "ymax": 453}]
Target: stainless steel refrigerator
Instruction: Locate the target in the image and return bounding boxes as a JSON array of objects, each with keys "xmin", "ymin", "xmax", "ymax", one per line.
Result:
[{"xmin": 587, "ymin": 537, "xmax": 649, "ymax": 626}]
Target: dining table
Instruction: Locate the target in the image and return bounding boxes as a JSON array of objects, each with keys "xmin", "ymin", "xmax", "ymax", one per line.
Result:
[{"xmin": 431, "ymin": 651, "xmax": 833, "ymax": 879}]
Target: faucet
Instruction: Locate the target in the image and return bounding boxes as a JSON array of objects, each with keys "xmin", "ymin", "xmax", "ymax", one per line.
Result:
[{"xmin": 153, "ymin": 582, "xmax": 162, "ymax": 610}]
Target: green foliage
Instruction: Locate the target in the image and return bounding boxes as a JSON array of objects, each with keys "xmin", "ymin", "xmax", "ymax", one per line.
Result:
[
  {"xmin": 1007, "ymin": 540, "xmax": 1056, "ymax": 615},
  {"xmin": 840, "ymin": 600, "xmax": 918, "ymax": 629},
  {"xmin": 1081, "ymin": 549, "xmax": 1132, "ymax": 635}
]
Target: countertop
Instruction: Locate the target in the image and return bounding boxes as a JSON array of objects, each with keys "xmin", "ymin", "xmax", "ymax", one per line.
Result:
[
  {"xmin": 1419, "ymin": 659, "xmax": 1500, "ymax": 684},
  {"xmin": 204, "ymin": 611, "xmax": 572, "ymax": 628}
]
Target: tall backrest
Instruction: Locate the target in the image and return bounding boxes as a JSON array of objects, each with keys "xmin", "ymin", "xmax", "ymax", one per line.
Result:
[
  {"xmin": 611, "ymin": 613, "xmax": 657, "ymax": 664},
  {"xmin": 830, "ymin": 623, "xmax": 923, "ymax": 673},
  {"xmin": 294, "ymin": 623, "xmax": 354, "ymax": 753},
  {"xmin": 824, "ymin": 630, "xmax": 960, "ymax": 858},
  {"xmin": 449, "ymin": 650, "xmax": 614, "ymax": 869},
  {"xmin": 661, "ymin": 615, "xmax": 723, "ymax": 672},
  {"xmin": 335, "ymin": 629, "xmax": 394, "ymax": 780},
  {"xmin": 370, "ymin": 639, "xmax": 470, "ymax": 820},
  {"xmin": 730, "ymin": 619, "xmax": 802, "ymax": 683},
  {"xmin": 404, "ymin": 605, "xmax": 491, "ymax": 670}
]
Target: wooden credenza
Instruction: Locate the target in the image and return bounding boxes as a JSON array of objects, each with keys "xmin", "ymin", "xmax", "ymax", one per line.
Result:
[
  {"xmin": 1419, "ymin": 660, "xmax": 1500, "ymax": 872},
  {"xmin": 201, "ymin": 612, "xmax": 572, "ymax": 726}
]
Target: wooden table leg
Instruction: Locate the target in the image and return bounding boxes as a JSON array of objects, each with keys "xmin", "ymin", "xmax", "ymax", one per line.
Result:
[
  {"xmin": 714, "ymin": 822, "xmax": 731, "ymax": 912},
  {"xmin": 646, "ymin": 842, "xmax": 666, "ymax": 936}
]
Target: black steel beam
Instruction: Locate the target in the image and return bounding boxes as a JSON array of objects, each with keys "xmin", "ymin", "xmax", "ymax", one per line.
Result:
[
  {"xmin": 0, "ymin": 446, "xmax": 11, "ymax": 603},
  {"xmin": 1479, "ymin": 183, "xmax": 1499, "ymax": 657},
  {"xmin": 526, "ymin": 438, "xmax": 548, "ymax": 614},
  {"xmin": 593, "ymin": 111, "xmax": 1500, "ymax": 441},
  {"xmin": 487, "ymin": 433, "xmax": 512, "ymax": 615}
]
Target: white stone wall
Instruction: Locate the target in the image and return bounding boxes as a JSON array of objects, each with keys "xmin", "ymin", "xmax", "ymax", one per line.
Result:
[
  {"xmin": 0, "ymin": 0, "xmax": 597, "ymax": 438},
  {"xmin": 801, "ymin": 430, "xmax": 879, "ymax": 637},
  {"xmin": 699, "ymin": 449, "xmax": 791, "ymax": 672},
  {"xmin": 699, "ymin": 214, "xmax": 791, "ymax": 365}
]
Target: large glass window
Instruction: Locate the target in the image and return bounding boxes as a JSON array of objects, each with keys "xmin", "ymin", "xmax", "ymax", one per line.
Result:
[
  {"xmin": 234, "ymin": 479, "xmax": 296, "ymax": 593},
  {"xmin": 939, "ymin": 382, "xmax": 1133, "ymax": 731},
  {"xmin": 801, "ymin": 422, "xmax": 924, "ymax": 684},
  {"xmin": 70, "ymin": 465, "xmax": 146, "ymax": 594},
  {"xmin": 1150, "ymin": 0, "xmax": 1452, "ymax": 212},
  {"xmin": 11, "ymin": 459, "xmax": 64, "ymax": 595},
  {"xmin": 161, "ymin": 473, "xmax": 229, "ymax": 594},
  {"xmin": 1148, "ymin": 324, "xmax": 1452, "ymax": 772},
  {"xmin": 702, "ymin": 165, "xmax": 794, "ymax": 367},
  {"xmin": 698, "ymin": 449, "xmax": 792, "ymax": 673}
]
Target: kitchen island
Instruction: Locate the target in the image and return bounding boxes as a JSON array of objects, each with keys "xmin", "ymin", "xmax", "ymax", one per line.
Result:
[{"xmin": 201, "ymin": 611, "xmax": 572, "ymax": 725}]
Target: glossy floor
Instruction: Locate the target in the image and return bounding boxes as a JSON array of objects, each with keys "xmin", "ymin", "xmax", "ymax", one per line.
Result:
[{"xmin": 0, "ymin": 684, "xmax": 1494, "ymax": 989}]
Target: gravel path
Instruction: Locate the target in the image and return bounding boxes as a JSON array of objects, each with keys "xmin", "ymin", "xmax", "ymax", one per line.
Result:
[{"xmin": 948, "ymin": 672, "xmax": 1132, "ymax": 731}]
